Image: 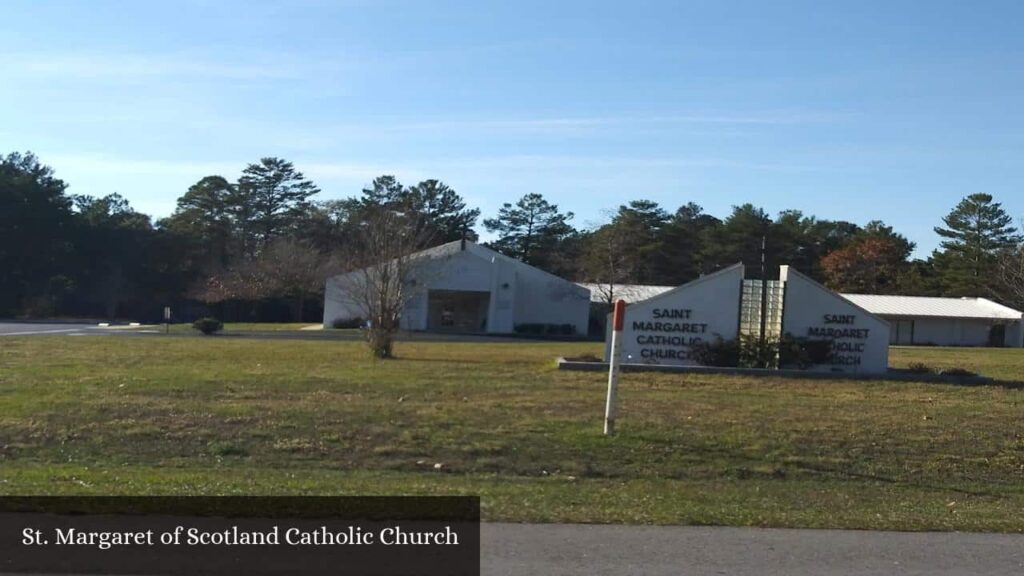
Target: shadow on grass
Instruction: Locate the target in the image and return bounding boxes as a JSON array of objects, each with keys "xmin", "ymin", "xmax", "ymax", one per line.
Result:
[
  {"xmin": 962, "ymin": 378, "xmax": 1024, "ymax": 391},
  {"xmin": 374, "ymin": 356, "xmax": 500, "ymax": 365},
  {"xmin": 791, "ymin": 461, "xmax": 1009, "ymax": 499},
  {"xmin": 899, "ymin": 377, "xmax": 1024, "ymax": 392},
  {"xmin": 609, "ymin": 433, "xmax": 1016, "ymax": 500}
]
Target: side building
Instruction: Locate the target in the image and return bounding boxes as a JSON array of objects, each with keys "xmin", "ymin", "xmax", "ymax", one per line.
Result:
[
  {"xmin": 323, "ymin": 240, "xmax": 591, "ymax": 335},
  {"xmin": 840, "ymin": 294, "xmax": 1024, "ymax": 347}
]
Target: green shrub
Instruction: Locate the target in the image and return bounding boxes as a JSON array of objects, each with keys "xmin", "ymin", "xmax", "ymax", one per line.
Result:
[
  {"xmin": 207, "ymin": 441, "xmax": 247, "ymax": 457},
  {"xmin": 514, "ymin": 323, "xmax": 575, "ymax": 336},
  {"xmin": 331, "ymin": 317, "xmax": 364, "ymax": 329},
  {"xmin": 192, "ymin": 317, "xmax": 223, "ymax": 335},
  {"xmin": 514, "ymin": 323, "xmax": 535, "ymax": 334},
  {"xmin": 690, "ymin": 333, "xmax": 833, "ymax": 370},
  {"xmin": 690, "ymin": 336, "xmax": 741, "ymax": 367},
  {"xmin": 778, "ymin": 334, "xmax": 833, "ymax": 369},
  {"xmin": 739, "ymin": 333, "xmax": 779, "ymax": 368}
]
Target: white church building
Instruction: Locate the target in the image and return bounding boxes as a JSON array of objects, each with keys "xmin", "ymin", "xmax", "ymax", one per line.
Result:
[
  {"xmin": 323, "ymin": 238, "xmax": 1023, "ymax": 350},
  {"xmin": 323, "ymin": 240, "xmax": 591, "ymax": 335}
]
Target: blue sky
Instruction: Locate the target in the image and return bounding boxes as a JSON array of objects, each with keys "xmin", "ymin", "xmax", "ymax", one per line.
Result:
[{"xmin": 3, "ymin": 0, "xmax": 1023, "ymax": 257}]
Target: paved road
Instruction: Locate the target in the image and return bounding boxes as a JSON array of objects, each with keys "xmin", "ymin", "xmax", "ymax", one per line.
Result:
[
  {"xmin": 0, "ymin": 523, "xmax": 1019, "ymax": 575},
  {"xmin": 481, "ymin": 523, "xmax": 1024, "ymax": 576},
  {"xmin": 0, "ymin": 321, "xmax": 575, "ymax": 343},
  {"xmin": 0, "ymin": 322, "xmax": 101, "ymax": 336}
]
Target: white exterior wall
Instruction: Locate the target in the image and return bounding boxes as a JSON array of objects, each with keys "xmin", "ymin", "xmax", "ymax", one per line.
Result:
[
  {"xmin": 910, "ymin": 317, "xmax": 988, "ymax": 346},
  {"xmin": 1008, "ymin": 321, "xmax": 1024, "ymax": 347},
  {"xmin": 606, "ymin": 264, "xmax": 744, "ymax": 366},
  {"xmin": 485, "ymin": 256, "xmax": 518, "ymax": 334},
  {"xmin": 323, "ymin": 270, "xmax": 370, "ymax": 327},
  {"xmin": 322, "ymin": 242, "xmax": 590, "ymax": 335},
  {"xmin": 427, "ymin": 250, "xmax": 494, "ymax": 292},
  {"xmin": 400, "ymin": 290, "xmax": 428, "ymax": 330},
  {"xmin": 322, "ymin": 255, "xmax": 448, "ymax": 331},
  {"xmin": 512, "ymin": 268, "xmax": 590, "ymax": 334},
  {"xmin": 956, "ymin": 319, "xmax": 990, "ymax": 345},
  {"xmin": 887, "ymin": 316, "xmax": 1024, "ymax": 347},
  {"xmin": 780, "ymin": 266, "xmax": 889, "ymax": 374}
]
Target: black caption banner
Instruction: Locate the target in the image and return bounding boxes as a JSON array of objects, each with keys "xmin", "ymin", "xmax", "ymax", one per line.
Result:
[{"xmin": 0, "ymin": 496, "xmax": 479, "ymax": 575}]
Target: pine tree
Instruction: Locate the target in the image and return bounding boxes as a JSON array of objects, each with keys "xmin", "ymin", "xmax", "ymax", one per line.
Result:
[
  {"xmin": 656, "ymin": 203, "xmax": 721, "ymax": 284},
  {"xmin": 359, "ymin": 175, "xmax": 405, "ymax": 207},
  {"xmin": 405, "ymin": 179, "xmax": 480, "ymax": 243},
  {"xmin": 704, "ymin": 204, "xmax": 772, "ymax": 275},
  {"xmin": 611, "ymin": 200, "xmax": 670, "ymax": 284},
  {"xmin": 236, "ymin": 157, "xmax": 320, "ymax": 256},
  {"xmin": 355, "ymin": 176, "xmax": 479, "ymax": 248},
  {"xmin": 0, "ymin": 152, "xmax": 75, "ymax": 315},
  {"xmin": 932, "ymin": 193, "xmax": 1021, "ymax": 296},
  {"xmin": 483, "ymin": 193, "xmax": 575, "ymax": 270},
  {"xmin": 159, "ymin": 176, "xmax": 236, "ymax": 269}
]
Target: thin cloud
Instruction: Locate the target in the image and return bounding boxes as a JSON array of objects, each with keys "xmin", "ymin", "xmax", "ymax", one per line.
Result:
[
  {"xmin": 303, "ymin": 162, "xmax": 426, "ymax": 184},
  {"xmin": 4, "ymin": 50, "xmax": 348, "ymax": 82},
  {"xmin": 43, "ymin": 153, "xmax": 418, "ymax": 186},
  {"xmin": 432, "ymin": 154, "xmax": 825, "ymax": 174},
  {"xmin": 357, "ymin": 111, "xmax": 844, "ymax": 134},
  {"xmin": 45, "ymin": 154, "xmax": 243, "ymax": 177}
]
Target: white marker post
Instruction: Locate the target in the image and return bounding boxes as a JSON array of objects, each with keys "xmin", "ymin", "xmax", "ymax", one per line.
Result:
[
  {"xmin": 163, "ymin": 306, "xmax": 171, "ymax": 335},
  {"xmin": 604, "ymin": 299, "xmax": 626, "ymax": 435}
]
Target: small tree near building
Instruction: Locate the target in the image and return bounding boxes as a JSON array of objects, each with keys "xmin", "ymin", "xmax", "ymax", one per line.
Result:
[
  {"xmin": 192, "ymin": 238, "xmax": 341, "ymax": 322},
  {"xmin": 995, "ymin": 245, "xmax": 1024, "ymax": 311},
  {"xmin": 191, "ymin": 262, "xmax": 273, "ymax": 314},
  {"xmin": 256, "ymin": 238, "xmax": 342, "ymax": 321},
  {"xmin": 333, "ymin": 200, "xmax": 440, "ymax": 359},
  {"xmin": 579, "ymin": 217, "xmax": 642, "ymax": 306}
]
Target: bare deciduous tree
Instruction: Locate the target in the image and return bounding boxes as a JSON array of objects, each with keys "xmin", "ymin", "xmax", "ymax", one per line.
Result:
[
  {"xmin": 193, "ymin": 238, "xmax": 342, "ymax": 321},
  {"xmin": 333, "ymin": 203, "xmax": 441, "ymax": 358},
  {"xmin": 192, "ymin": 265, "xmax": 269, "ymax": 304},
  {"xmin": 994, "ymin": 246, "xmax": 1024, "ymax": 311},
  {"xmin": 258, "ymin": 238, "xmax": 343, "ymax": 321},
  {"xmin": 579, "ymin": 216, "xmax": 640, "ymax": 306}
]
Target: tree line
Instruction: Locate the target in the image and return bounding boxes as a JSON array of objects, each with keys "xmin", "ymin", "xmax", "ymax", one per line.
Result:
[{"xmin": 2, "ymin": 150, "xmax": 1023, "ymax": 322}]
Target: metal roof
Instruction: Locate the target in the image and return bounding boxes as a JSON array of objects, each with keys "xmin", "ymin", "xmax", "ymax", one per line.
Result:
[
  {"xmin": 575, "ymin": 278, "xmax": 1024, "ymax": 321},
  {"xmin": 839, "ymin": 294, "xmax": 1023, "ymax": 320}
]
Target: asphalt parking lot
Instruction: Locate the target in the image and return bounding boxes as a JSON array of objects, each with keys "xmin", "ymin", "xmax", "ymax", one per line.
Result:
[
  {"xmin": 0, "ymin": 322, "xmax": 104, "ymax": 336},
  {"xmin": 0, "ymin": 321, "xmax": 577, "ymax": 343},
  {"xmin": 481, "ymin": 523, "xmax": 1024, "ymax": 576}
]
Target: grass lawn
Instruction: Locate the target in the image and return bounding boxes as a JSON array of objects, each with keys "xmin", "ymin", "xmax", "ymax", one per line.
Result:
[
  {"xmin": 1, "ymin": 336, "xmax": 1023, "ymax": 531},
  {"xmin": 166, "ymin": 322, "xmax": 318, "ymax": 333},
  {"xmin": 889, "ymin": 346, "xmax": 1024, "ymax": 381}
]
